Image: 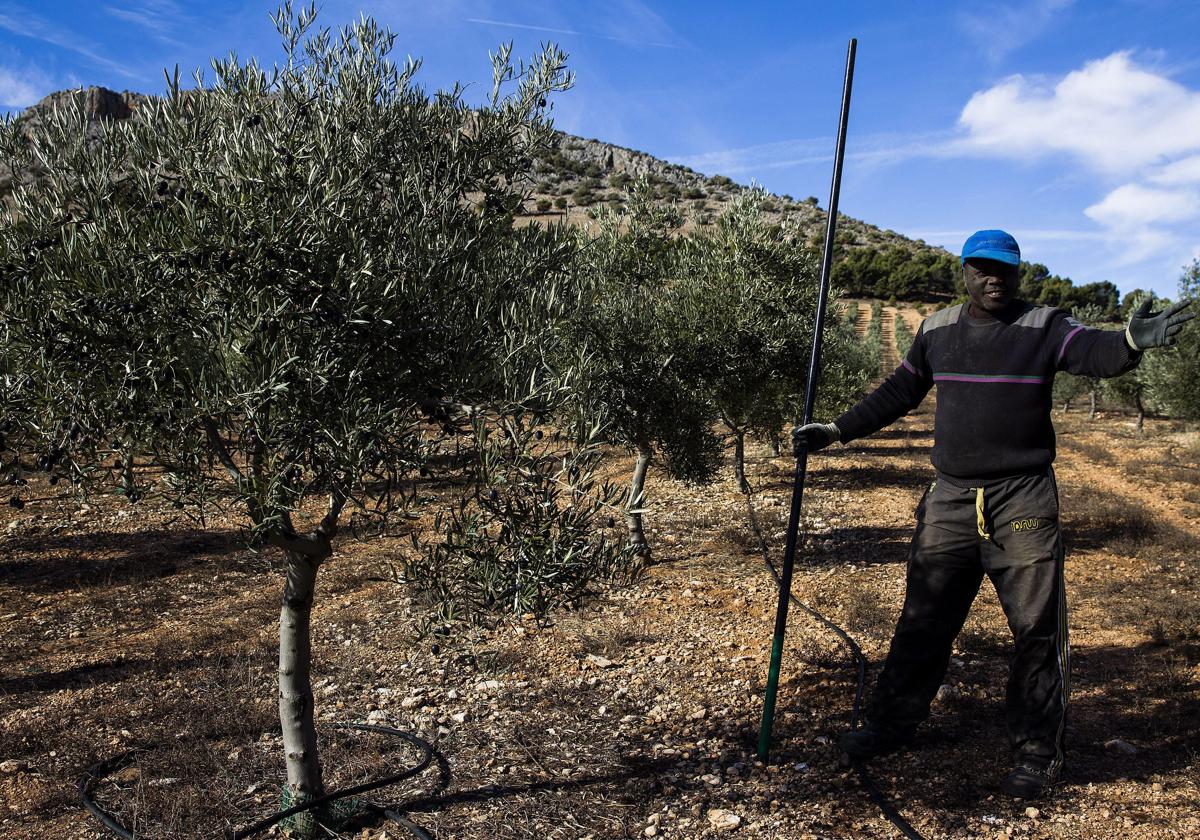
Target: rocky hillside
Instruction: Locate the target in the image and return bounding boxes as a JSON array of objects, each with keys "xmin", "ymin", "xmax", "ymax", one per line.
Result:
[
  {"xmin": 3, "ymin": 86, "xmax": 952, "ymax": 266},
  {"xmin": 526, "ymin": 130, "xmax": 934, "ymax": 252}
]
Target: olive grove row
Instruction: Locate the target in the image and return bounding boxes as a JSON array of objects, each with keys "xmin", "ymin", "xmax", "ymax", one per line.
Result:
[
  {"xmin": 1053, "ymin": 269, "xmax": 1200, "ymax": 430},
  {"xmin": 0, "ymin": 6, "xmax": 878, "ymax": 829}
]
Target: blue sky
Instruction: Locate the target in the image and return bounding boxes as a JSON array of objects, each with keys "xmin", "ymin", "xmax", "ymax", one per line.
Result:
[{"xmin": 3, "ymin": 1, "xmax": 1200, "ymax": 298}]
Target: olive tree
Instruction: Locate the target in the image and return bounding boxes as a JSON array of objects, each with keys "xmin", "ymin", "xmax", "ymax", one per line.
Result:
[
  {"xmin": 682, "ymin": 191, "xmax": 874, "ymax": 489},
  {"xmin": 0, "ymin": 4, "xmax": 572, "ymax": 828},
  {"xmin": 565, "ymin": 183, "xmax": 722, "ymax": 559},
  {"xmin": 402, "ymin": 406, "xmax": 635, "ymax": 626},
  {"xmin": 1066, "ymin": 303, "xmax": 1107, "ymax": 419},
  {"xmin": 1103, "ymin": 292, "xmax": 1154, "ymax": 431},
  {"xmin": 1052, "ymin": 371, "xmax": 1091, "ymax": 414},
  {"xmin": 1142, "ymin": 261, "xmax": 1200, "ymax": 420}
]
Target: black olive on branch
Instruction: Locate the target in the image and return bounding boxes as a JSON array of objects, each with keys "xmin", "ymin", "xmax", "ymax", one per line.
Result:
[
  {"xmin": 156, "ymin": 181, "xmax": 169, "ymax": 196},
  {"xmin": 9, "ymin": 495, "xmax": 23, "ymax": 510}
]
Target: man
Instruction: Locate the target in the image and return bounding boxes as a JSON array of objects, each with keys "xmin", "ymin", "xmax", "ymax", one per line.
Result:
[{"xmin": 794, "ymin": 229, "xmax": 1193, "ymax": 798}]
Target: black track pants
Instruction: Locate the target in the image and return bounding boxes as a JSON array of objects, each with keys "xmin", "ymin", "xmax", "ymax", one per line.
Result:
[{"xmin": 867, "ymin": 468, "xmax": 1068, "ymax": 772}]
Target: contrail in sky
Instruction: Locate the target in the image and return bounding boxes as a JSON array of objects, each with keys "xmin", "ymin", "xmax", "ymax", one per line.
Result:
[{"xmin": 466, "ymin": 17, "xmax": 682, "ymax": 50}]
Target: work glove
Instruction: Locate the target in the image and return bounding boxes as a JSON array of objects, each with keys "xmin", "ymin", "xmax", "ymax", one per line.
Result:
[
  {"xmin": 1126, "ymin": 299, "xmax": 1195, "ymax": 350},
  {"xmin": 791, "ymin": 422, "xmax": 841, "ymax": 456}
]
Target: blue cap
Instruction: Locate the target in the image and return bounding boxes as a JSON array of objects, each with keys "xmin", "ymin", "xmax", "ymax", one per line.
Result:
[{"xmin": 961, "ymin": 229, "xmax": 1021, "ymax": 265}]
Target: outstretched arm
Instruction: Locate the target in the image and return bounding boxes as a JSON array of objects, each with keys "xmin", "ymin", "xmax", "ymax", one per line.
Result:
[
  {"xmin": 833, "ymin": 355, "xmax": 933, "ymax": 444},
  {"xmin": 1055, "ymin": 300, "xmax": 1194, "ymax": 378}
]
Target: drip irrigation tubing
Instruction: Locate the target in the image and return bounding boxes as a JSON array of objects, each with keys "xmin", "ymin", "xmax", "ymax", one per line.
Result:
[
  {"xmin": 743, "ymin": 478, "xmax": 926, "ymax": 840},
  {"xmin": 79, "ymin": 723, "xmax": 435, "ymax": 839}
]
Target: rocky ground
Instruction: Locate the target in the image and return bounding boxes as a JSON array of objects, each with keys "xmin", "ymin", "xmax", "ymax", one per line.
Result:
[{"xmin": 2, "ymin": 393, "xmax": 1198, "ymax": 839}]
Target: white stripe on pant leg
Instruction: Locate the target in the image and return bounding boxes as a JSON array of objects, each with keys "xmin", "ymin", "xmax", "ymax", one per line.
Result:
[{"xmin": 1051, "ymin": 528, "xmax": 1069, "ymax": 777}]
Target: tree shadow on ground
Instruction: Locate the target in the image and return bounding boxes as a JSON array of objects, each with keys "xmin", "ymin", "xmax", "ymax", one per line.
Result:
[
  {"xmin": 1059, "ymin": 484, "xmax": 1196, "ymax": 554},
  {"xmin": 865, "ymin": 639, "xmax": 1199, "ymax": 817},
  {"xmin": 823, "ymin": 443, "xmax": 933, "ymax": 461},
  {"xmin": 815, "ymin": 525, "xmax": 913, "ymax": 566},
  {"xmin": 810, "ymin": 462, "xmax": 931, "ymax": 491},
  {"xmin": 386, "ymin": 753, "xmax": 676, "ymax": 819},
  {"xmin": 849, "ymin": 427, "xmax": 933, "ymax": 443},
  {"xmin": 0, "ymin": 527, "xmax": 258, "ymax": 593},
  {"xmin": 0, "ymin": 649, "xmax": 227, "ymax": 696}
]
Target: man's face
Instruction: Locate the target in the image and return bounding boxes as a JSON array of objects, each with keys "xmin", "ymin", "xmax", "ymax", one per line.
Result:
[{"xmin": 964, "ymin": 258, "xmax": 1019, "ymax": 314}]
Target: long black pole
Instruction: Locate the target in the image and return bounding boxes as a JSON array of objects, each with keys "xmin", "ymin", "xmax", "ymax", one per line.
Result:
[{"xmin": 757, "ymin": 37, "xmax": 857, "ymax": 762}]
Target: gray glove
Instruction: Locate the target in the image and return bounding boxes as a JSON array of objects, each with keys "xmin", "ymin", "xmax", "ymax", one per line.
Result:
[
  {"xmin": 791, "ymin": 422, "xmax": 841, "ymax": 455},
  {"xmin": 1126, "ymin": 299, "xmax": 1195, "ymax": 350}
]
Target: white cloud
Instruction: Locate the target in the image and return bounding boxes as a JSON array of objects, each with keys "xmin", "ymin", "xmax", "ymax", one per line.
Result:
[
  {"xmin": 947, "ymin": 51, "xmax": 1200, "ymax": 279},
  {"xmin": 957, "ymin": 0, "xmax": 1074, "ymax": 64},
  {"xmin": 954, "ymin": 52, "xmax": 1200, "ymax": 172},
  {"xmin": 0, "ymin": 7, "xmax": 141, "ymax": 79},
  {"xmin": 594, "ymin": 0, "xmax": 690, "ymax": 50},
  {"xmin": 1148, "ymin": 154, "xmax": 1200, "ymax": 185},
  {"xmin": 682, "ymin": 49, "xmax": 1200, "ymax": 293},
  {"xmin": 104, "ymin": 1, "xmax": 189, "ymax": 46},
  {"xmin": 1085, "ymin": 184, "xmax": 1200, "ymax": 229},
  {"xmin": 670, "ymin": 130, "xmax": 955, "ymax": 177},
  {"xmin": 467, "ymin": 6, "xmax": 687, "ymax": 50},
  {"xmin": 0, "ymin": 63, "xmax": 52, "ymax": 108}
]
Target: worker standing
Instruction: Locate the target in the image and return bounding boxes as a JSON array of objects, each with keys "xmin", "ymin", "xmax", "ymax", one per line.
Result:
[{"xmin": 794, "ymin": 229, "xmax": 1194, "ymax": 798}]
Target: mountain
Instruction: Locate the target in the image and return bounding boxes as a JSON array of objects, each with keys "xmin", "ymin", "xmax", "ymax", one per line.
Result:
[{"xmin": 1, "ymin": 86, "xmax": 967, "ymax": 303}]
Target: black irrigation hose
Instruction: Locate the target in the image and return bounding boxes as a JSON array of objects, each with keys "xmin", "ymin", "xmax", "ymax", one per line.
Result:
[
  {"xmin": 79, "ymin": 723, "xmax": 436, "ymax": 840},
  {"xmin": 743, "ymin": 479, "xmax": 925, "ymax": 840}
]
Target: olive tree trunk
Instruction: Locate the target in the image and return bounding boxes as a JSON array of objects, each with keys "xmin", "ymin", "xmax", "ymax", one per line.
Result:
[
  {"xmin": 1135, "ymin": 394, "xmax": 1146, "ymax": 433},
  {"xmin": 625, "ymin": 444, "xmax": 652, "ymax": 561},
  {"xmin": 1089, "ymin": 388, "xmax": 1098, "ymax": 420},
  {"xmin": 205, "ymin": 418, "xmax": 343, "ymax": 829},
  {"xmin": 279, "ymin": 549, "xmax": 326, "ymax": 824},
  {"xmin": 733, "ymin": 430, "xmax": 748, "ymax": 492}
]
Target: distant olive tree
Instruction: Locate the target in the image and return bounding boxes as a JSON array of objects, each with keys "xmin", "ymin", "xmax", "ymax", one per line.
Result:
[
  {"xmin": 1142, "ymin": 261, "xmax": 1200, "ymax": 420},
  {"xmin": 565, "ymin": 182, "xmax": 722, "ymax": 560},
  {"xmin": 1071, "ymin": 303, "xmax": 1108, "ymax": 419},
  {"xmin": 681, "ymin": 191, "xmax": 873, "ymax": 488},
  {"xmin": 679, "ymin": 191, "xmax": 817, "ymax": 487},
  {"xmin": 1053, "ymin": 372, "xmax": 1091, "ymax": 414},
  {"xmin": 1104, "ymin": 292, "xmax": 1154, "ymax": 432},
  {"xmin": 0, "ymin": 4, "xmax": 572, "ymax": 832}
]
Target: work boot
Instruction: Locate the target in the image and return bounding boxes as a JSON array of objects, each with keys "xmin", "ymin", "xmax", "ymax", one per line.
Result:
[
  {"xmin": 1000, "ymin": 759, "xmax": 1058, "ymax": 799},
  {"xmin": 837, "ymin": 725, "xmax": 913, "ymax": 761}
]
